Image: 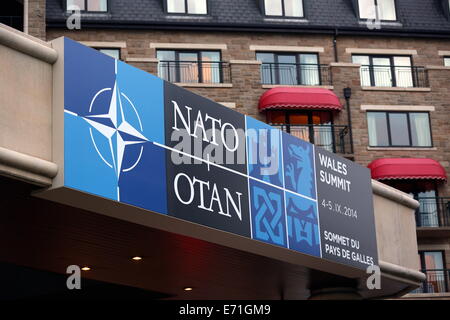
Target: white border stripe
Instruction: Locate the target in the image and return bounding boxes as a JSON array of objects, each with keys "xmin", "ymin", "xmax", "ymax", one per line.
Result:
[
  {"xmin": 152, "ymin": 141, "xmax": 317, "ymax": 203},
  {"xmin": 244, "ymin": 117, "xmax": 253, "ymax": 239},
  {"xmin": 312, "ymin": 145, "xmax": 323, "ymax": 258},
  {"xmin": 64, "ymin": 110, "xmax": 78, "ymax": 117},
  {"xmin": 280, "ymin": 132, "xmax": 290, "ymax": 249}
]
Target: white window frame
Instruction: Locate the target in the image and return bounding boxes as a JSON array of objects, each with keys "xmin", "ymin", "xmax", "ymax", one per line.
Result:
[
  {"xmin": 263, "ymin": 0, "xmax": 304, "ymax": 18},
  {"xmin": 166, "ymin": 0, "xmax": 208, "ymax": 15},
  {"xmin": 357, "ymin": 0, "xmax": 397, "ymax": 21}
]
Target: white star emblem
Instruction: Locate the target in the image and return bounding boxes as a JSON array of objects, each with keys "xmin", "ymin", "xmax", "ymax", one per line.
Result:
[{"xmin": 82, "ymin": 80, "xmax": 148, "ymax": 179}]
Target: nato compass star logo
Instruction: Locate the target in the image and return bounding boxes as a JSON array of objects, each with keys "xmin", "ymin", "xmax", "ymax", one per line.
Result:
[{"xmin": 65, "ymin": 77, "xmax": 149, "ymax": 200}]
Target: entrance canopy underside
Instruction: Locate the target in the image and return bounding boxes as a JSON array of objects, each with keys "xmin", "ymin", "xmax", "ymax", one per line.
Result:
[{"xmin": 0, "ymin": 177, "xmax": 414, "ymax": 300}]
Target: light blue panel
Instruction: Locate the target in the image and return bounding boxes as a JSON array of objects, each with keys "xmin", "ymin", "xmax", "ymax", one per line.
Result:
[
  {"xmin": 64, "ymin": 113, "xmax": 118, "ymax": 200},
  {"xmin": 246, "ymin": 116, "xmax": 283, "ymax": 187},
  {"xmin": 249, "ymin": 179, "xmax": 287, "ymax": 248},
  {"xmin": 116, "ymin": 61, "xmax": 165, "ymax": 145},
  {"xmin": 286, "ymin": 192, "xmax": 321, "ymax": 257}
]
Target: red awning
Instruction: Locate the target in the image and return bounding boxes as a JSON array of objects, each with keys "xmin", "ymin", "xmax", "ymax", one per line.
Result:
[
  {"xmin": 258, "ymin": 87, "xmax": 343, "ymax": 112},
  {"xmin": 368, "ymin": 158, "xmax": 447, "ymax": 181}
]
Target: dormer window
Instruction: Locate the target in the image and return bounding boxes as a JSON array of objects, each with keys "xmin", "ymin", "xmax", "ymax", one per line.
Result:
[
  {"xmin": 66, "ymin": 0, "xmax": 108, "ymax": 12},
  {"xmin": 167, "ymin": 0, "xmax": 208, "ymax": 15},
  {"xmin": 440, "ymin": 0, "xmax": 450, "ymax": 20},
  {"xmin": 358, "ymin": 0, "xmax": 396, "ymax": 21},
  {"xmin": 264, "ymin": 0, "xmax": 304, "ymax": 18}
]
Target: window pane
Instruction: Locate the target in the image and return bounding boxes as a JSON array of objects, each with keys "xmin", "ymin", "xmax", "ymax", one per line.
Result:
[
  {"xmin": 393, "ymin": 56, "xmax": 411, "ymax": 67},
  {"xmin": 377, "ymin": 0, "xmax": 396, "ymax": 21},
  {"xmin": 267, "ymin": 111, "xmax": 286, "ymax": 124},
  {"xmin": 157, "ymin": 51, "xmax": 176, "ymax": 82},
  {"xmin": 409, "ymin": 113, "xmax": 432, "ymax": 147},
  {"xmin": 422, "ymin": 251, "xmax": 446, "ymax": 293},
  {"xmin": 312, "ymin": 111, "xmax": 331, "ymax": 125},
  {"xmin": 394, "ymin": 56, "xmax": 413, "ymax": 87},
  {"xmin": 167, "ymin": 0, "xmax": 185, "ymax": 13},
  {"xmin": 388, "ymin": 113, "xmax": 410, "ymax": 146},
  {"xmin": 288, "ymin": 113, "xmax": 310, "ymax": 142},
  {"xmin": 444, "ymin": 57, "xmax": 450, "ymax": 67},
  {"xmin": 417, "ymin": 190, "xmax": 438, "ymax": 227},
  {"xmin": 257, "ymin": 53, "xmax": 276, "ymax": 84},
  {"xmin": 256, "ymin": 53, "xmax": 275, "ymax": 63},
  {"xmin": 157, "ymin": 50, "xmax": 176, "ymax": 61},
  {"xmin": 423, "ymin": 252, "xmax": 444, "ymax": 270},
  {"xmin": 201, "ymin": 51, "xmax": 220, "ymax": 62},
  {"xmin": 179, "ymin": 52, "xmax": 199, "ymax": 83},
  {"xmin": 284, "ymin": 0, "xmax": 303, "ymax": 17},
  {"xmin": 367, "ymin": 112, "xmax": 389, "ymax": 146},
  {"xmin": 372, "ymin": 57, "xmax": 392, "ymax": 87},
  {"xmin": 187, "ymin": 0, "xmax": 207, "ymax": 14},
  {"xmin": 67, "ymin": 0, "xmax": 85, "ymax": 10},
  {"xmin": 358, "ymin": 0, "xmax": 376, "ymax": 19},
  {"xmin": 265, "ymin": 0, "xmax": 283, "ymax": 16},
  {"xmin": 300, "ymin": 54, "xmax": 319, "ymax": 85},
  {"xmin": 87, "ymin": 0, "xmax": 107, "ymax": 11},
  {"xmin": 201, "ymin": 51, "xmax": 221, "ymax": 84},
  {"xmin": 352, "ymin": 55, "xmax": 371, "ymax": 86},
  {"xmin": 98, "ymin": 49, "xmax": 119, "ymax": 59},
  {"xmin": 277, "ymin": 55, "xmax": 297, "ymax": 85},
  {"xmin": 289, "ymin": 112, "xmax": 309, "ymax": 125}
]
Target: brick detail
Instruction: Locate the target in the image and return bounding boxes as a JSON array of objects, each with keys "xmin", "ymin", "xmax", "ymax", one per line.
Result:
[{"xmin": 28, "ymin": 0, "xmax": 46, "ymax": 40}]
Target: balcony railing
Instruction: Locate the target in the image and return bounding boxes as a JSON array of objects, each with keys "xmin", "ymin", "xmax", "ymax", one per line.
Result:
[
  {"xmin": 0, "ymin": 16, "xmax": 23, "ymax": 31},
  {"xmin": 270, "ymin": 124, "xmax": 353, "ymax": 154},
  {"xmin": 411, "ymin": 269, "xmax": 450, "ymax": 294},
  {"xmin": 359, "ymin": 65, "xmax": 429, "ymax": 88},
  {"xmin": 261, "ymin": 63, "xmax": 332, "ymax": 86},
  {"xmin": 158, "ymin": 60, "xmax": 231, "ymax": 84},
  {"xmin": 415, "ymin": 197, "xmax": 450, "ymax": 228}
]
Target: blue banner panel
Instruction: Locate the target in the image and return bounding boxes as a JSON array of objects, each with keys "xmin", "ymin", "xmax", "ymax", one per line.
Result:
[
  {"xmin": 64, "ymin": 38, "xmax": 167, "ymax": 214},
  {"xmin": 246, "ymin": 116, "xmax": 283, "ymax": 187},
  {"xmin": 285, "ymin": 192, "xmax": 321, "ymax": 257},
  {"xmin": 282, "ymin": 132, "xmax": 317, "ymax": 200},
  {"xmin": 249, "ymin": 179, "xmax": 287, "ymax": 248}
]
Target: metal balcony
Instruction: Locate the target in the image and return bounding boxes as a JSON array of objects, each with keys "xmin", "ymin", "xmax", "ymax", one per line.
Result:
[
  {"xmin": 359, "ymin": 65, "xmax": 429, "ymax": 88},
  {"xmin": 270, "ymin": 124, "xmax": 353, "ymax": 155},
  {"xmin": 411, "ymin": 269, "xmax": 450, "ymax": 294},
  {"xmin": 415, "ymin": 197, "xmax": 450, "ymax": 228},
  {"xmin": 158, "ymin": 60, "xmax": 231, "ymax": 84},
  {"xmin": 260, "ymin": 63, "xmax": 332, "ymax": 86}
]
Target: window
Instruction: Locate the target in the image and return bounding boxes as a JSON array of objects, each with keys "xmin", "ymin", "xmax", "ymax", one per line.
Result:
[
  {"xmin": 420, "ymin": 251, "xmax": 445, "ymax": 271},
  {"xmin": 264, "ymin": 0, "xmax": 304, "ymax": 17},
  {"xmin": 367, "ymin": 112, "xmax": 432, "ymax": 147},
  {"xmin": 167, "ymin": 0, "xmax": 207, "ymax": 14},
  {"xmin": 97, "ymin": 48, "xmax": 120, "ymax": 60},
  {"xmin": 268, "ymin": 111, "xmax": 338, "ymax": 153},
  {"xmin": 386, "ymin": 179, "xmax": 442, "ymax": 227},
  {"xmin": 157, "ymin": 50, "xmax": 222, "ymax": 83},
  {"xmin": 444, "ymin": 56, "xmax": 450, "ymax": 67},
  {"xmin": 256, "ymin": 52, "xmax": 320, "ymax": 85},
  {"xmin": 417, "ymin": 251, "xmax": 448, "ymax": 293},
  {"xmin": 352, "ymin": 55, "xmax": 414, "ymax": 87},
  {"xmin": 66, "ymin": 0, "xmax": 108, "ymax": 12},
  {"xmin": 358, "ymin": 0, "xmax": 396, "ymax": 21}
]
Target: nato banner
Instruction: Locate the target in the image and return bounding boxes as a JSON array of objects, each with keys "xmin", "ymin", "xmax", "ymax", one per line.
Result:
[{"xmin": 59, "ymin": 38, "xmax": 377, "ymax": 270}]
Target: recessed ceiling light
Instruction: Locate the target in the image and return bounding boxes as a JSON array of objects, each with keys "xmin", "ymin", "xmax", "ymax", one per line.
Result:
[
  {"xmin": 183, "ymin": 287, "xmax": 194, "ymax": 291},
  {"xmin": 132, "ymin": 256, "xmax": 143, "ymax": 261},
  {"xmin": 81, "ymin": 266, "xmax": 91, "ymax": 271}
]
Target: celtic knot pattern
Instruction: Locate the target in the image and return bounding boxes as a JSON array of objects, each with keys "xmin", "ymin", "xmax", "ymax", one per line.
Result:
[{"xmin": 251, "ymin": 182, "xmax": 286, "ymax": 247}]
